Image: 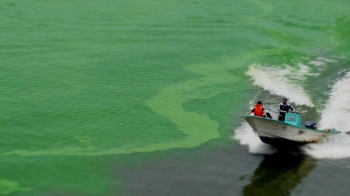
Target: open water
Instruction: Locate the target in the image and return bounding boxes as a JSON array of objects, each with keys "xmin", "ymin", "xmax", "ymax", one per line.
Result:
[{"xmin": 1, "ymin": 0, "xmax": 350, "ymax": 195}]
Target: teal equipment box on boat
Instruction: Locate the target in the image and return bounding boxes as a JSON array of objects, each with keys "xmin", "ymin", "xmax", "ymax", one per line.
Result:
[{"xmin": 284, "ymin": 113, "xmax": 302, "ymax": 127}]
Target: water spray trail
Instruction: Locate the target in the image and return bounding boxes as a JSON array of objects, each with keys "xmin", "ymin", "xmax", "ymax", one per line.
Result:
[
  {"xmin": 304, "ymin": 71, "xmax": 350, "ymax": 159},
  {"xmin": 246, "ymin": 64, "xmax": 314, "ymax": 106}
]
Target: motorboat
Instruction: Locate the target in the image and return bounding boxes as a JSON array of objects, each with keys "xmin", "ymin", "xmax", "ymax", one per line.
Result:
[{"xmin": 241, "ymin": 113, "xmax": 340, "ymax": 146}]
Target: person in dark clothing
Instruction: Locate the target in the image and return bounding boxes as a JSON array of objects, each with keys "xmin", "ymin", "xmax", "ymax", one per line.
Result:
[{"xmin": 278, "ymin": 97, "xmax": 296, "ymax": 121}]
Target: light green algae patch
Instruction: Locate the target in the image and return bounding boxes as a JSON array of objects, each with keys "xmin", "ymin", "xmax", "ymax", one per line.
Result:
[
  {"xmin": 1, "ymin": 50, "xmax": 280, "ymax": 157},
  {"xmin": 0, "ymin": 180, "xmax": 30, "ymax": 195}
]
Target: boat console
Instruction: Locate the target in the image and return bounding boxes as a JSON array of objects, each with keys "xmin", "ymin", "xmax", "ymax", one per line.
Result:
[
  {"xmin": 285, "ymin": 113, "xmax": 318, "ymax": 130},
  {"xmin": 284, "ymin": 113, "xmax": 302, "ymax": 127}
]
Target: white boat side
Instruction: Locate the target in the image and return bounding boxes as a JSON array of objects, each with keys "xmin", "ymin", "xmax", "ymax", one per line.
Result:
[{"xmin": 242, "ymin": 115, "xmax": 339, "ymax": 143}]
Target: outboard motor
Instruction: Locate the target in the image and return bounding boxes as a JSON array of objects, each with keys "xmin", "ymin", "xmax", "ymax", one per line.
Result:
[{"xmin": 305, "ymin": 121, "xmax": 317, "ymax": 130}]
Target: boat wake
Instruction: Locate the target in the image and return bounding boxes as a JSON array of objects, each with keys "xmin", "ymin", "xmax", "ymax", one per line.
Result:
[
  {"xmin": 235, "ymin": 60, "xmax": 350, "ymax": 159},
  {"xmin": 303, "ymin": 71, "xmax": 350, "ymax": 159},
  {"xmin": 246, "ymin": 63, "xmax": 316, "ymax": 106}
]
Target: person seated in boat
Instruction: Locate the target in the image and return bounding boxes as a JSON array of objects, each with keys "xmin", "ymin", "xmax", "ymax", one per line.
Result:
[
  {"xmin": 278, "ymin": 97, "xmax": 296, "ymax": 121},
  {"xmin": 246, "ymin": 101, "xmax": 266, "ymax": 117}
]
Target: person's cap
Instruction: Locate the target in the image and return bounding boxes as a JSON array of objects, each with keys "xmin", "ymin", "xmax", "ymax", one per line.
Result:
[{"xmin": 282, "ymin": 97, "xmax": 288, "ymax": 101}]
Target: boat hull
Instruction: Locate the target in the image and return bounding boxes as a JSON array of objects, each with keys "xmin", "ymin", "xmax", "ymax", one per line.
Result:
[{"xmin": 242, "ymin": 116, "xmax": 334, "ymax": 145}]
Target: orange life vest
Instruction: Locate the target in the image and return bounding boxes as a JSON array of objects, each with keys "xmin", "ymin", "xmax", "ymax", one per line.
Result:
[{"xmin": 254, "ymin": 104, "xmax": 264, "ymax": 117}]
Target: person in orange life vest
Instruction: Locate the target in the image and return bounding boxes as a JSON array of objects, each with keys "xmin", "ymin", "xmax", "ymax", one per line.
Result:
[{"xmin": 247, "ymin": 101, "xmax": 265, "ymax": 117}]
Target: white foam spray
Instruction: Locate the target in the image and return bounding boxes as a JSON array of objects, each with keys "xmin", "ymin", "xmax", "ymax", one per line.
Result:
[
  {"xmin": 234, "ymin": 122, "xmax": 276, "ymax": 154},
  {"xmin": 304, "ymin": 71, "xmax": 350, "ymax": 159},
  {"xmin": 246, "ymin": 64, "xmax": 314, "ymax": 106}
]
